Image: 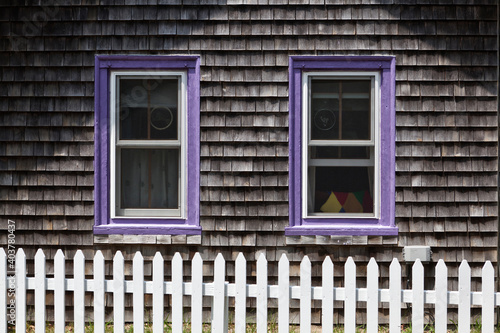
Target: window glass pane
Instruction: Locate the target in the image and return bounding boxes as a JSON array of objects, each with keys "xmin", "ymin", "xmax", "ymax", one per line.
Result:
[
  {"xmin": 310, "ymin": 79, "xmax": 339, "ymax": 140},
  {"xmin": 308, "ymin": 166, "xmax": 374, "ymax": 214},
  {"xmin": 120, "ymin": 148, "xmax": 179, "ymax": 209},
  {"xmin": 310, "ymin": 146, "xmax": 370, "ymax": 159},
  {"xmin": 118, "ymin": 77, "xmax": 178, "ymax": 140},
  {"xmin": 310, "ymin": 78, "xmax": 371, "ymax": 141},
  {"xmin": 342, "ymin": 80, "xmax": 370, "ymax": 140}
]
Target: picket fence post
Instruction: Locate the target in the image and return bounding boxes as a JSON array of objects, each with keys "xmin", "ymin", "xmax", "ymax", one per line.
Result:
[
  {"xmin": 389, "ymin": 258, "xmax": 401, "ymax": 333},
  {"xmin": 4, "ymin": 248, "xmax": 500, "ymax": 333},
  {"xmin": 235, "ymin": 252, "xmax": 247, "ymax": 333},
  {"xmin": 133, "ymin": 251, "xmax": 145, "ymax": 333},
  {"xmin": 458, "ymin": 260, "xmax": 471, "ymax": 333},
  {"xmin": 74, "ymin": 250, "xmax": 85, "ymax": 333},
  {"xmin": 344, "ymin": 257, "xmax": 356, "ymax": 333},
  {"xmin": 191, "ymin": 253, "xmax": 203, "ymax": 333},
  {"xmin": 482, "ymin": 261, "xmax": 495, "ymax": 333},
  {"xmin": 152, "ymin": 252, "xmax": 164, "ymax": 333},
  {"xmin": 256, "ymin": 253, "xmax": 267, "ymax": 333},
  {"xmin": 366, "ymin": 258, "xmax": 378, "ymax": 333},
  {"xmin": 321, "ymin": 256, "xmax": 333, "ymax": 333},
  {"xmin": 212, "ymin": 253, "xmax": 227, "ymax": 333},
  {"xmin": 15, "ymin": 248, "xmax": 26, "ymax": 333},
  {"xmin": 300, "ymin": 255, "xmax": 311, "ymax": 333},
  {"xmin": 113, "ymin": 251, "xmax": 125, "ymax": 333},
  {"xmin": 278, "ymin": 253, "xmax": 290, "ymax": 333},
  {"xmin": 435, "ymin": 260, "xmax": 448, "ymax": 333},
  {"xmin": 34, "ymin": 249, "xmax": 46, "ymax": 333},
  {"xmin": 54, "ymin": 250, "xmax": 65, "ymax": 333},
  {"xmin": 94, "ymin": 251, "xmax": 105, "ymax": 333},
  {"xmin": 412, "ymin": 259, "xmax": 424, "ymax": 333},
  {"xmin": 172, "ymin": 252, "xmax": 184, "ymax": 333}
]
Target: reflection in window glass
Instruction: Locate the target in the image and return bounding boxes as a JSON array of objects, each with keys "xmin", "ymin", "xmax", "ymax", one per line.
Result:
[
  {"xmin": 118, "ymin": 78, "xmax": 178, "ymax": 140},
  {"xmin": 310, "ymin": 79, "xmax": 370, "ymax": 141},
  {"xmin": 121, "ymin": 149, "xmax": 179, "ymax": 209}
]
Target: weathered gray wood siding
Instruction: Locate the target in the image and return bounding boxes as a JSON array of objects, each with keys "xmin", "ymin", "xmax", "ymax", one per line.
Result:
[{"xmin": 0, "ymin": 0, "xmax": 497, "ymax": 325}]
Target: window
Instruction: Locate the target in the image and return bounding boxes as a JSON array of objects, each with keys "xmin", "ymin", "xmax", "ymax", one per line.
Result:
[
  {"xmin": 287, "ymin": 56, "xmax": 397, "ymax": 236},
  {"xmin": 94, "ymin": 55, "xmax": 201, "ymax": 235}
]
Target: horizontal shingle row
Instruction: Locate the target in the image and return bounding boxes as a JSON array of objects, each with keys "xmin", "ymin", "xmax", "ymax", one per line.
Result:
[
  {"xmin": 0, "ymin": 158, "xmax": 93, "ymax": 173},
  {"xmin": 201, "ymin": 114, "xmax": 288, "ymax": 127},
  {"xmin": 3, "ymin": 5, "xmax": 496, "ymax": 23},
  {"xmin": 201, "ymin": 143, "xmax": 288, "ymax": 157},
  {"xmin": 396, "ymin": 173, "xmax": 496, "ymax": 187},
  {"xmin": 201, "ymin": 98, "xmax": 288, "ymax": 112},
  {"xmin": 396, "ymin": 189, "xmax": 497, "ymax": 202},
  {"xmin": 1, "ymin": 187, "xmax": 93, "ymax": 201},
  {"xmin": 0, "ymin": 99, "xmax": 93, "ymax": 112},
  {"xmin": 395, "ymin": 203, "xmax": 497, "ymax": 217},
  {"xmin": 1, "ymin": 202, "xmax": 94, "ymax": 216},
  {"xmin": 396, "ymin": 143, "xmax": 497, "ymax": 157},
  {"xmin": 1, "ymin": 128, "xmax": 93, "ymax": 141},
  {"xmin": 201, "ymin": 188, "xmax": 288, "ymax": 201},
  {"xmin": 200, "ymin": 158, "xmax": 288, "ymax": 172},
  {"xmin": 396, "ymin": 158, "xmax": 497, "ymax": 172},
  {"xmin": 6, "ymin": 21, "xmax": 498, "ymax": 37},
  {"xmin": 2, "ymin": 49, "xmax": 496, "ymax": 67},
  {"xmin": 0, "ymin": 172, "xmax": 93, "ymax": 186},
  {"xmin": 201, "ymin": 173, "xmax": 288, "ymax": 187},
  {"xmin": 397, "ymin": 114, "xmax": 497, "ymax": 128},
  {"xmin": 397, "ymin": 129, "xmax": 497, "ymax": 142}
]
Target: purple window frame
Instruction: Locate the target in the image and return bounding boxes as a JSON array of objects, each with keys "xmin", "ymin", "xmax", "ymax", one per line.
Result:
[
  {"xmin": 94, "ymin": 55, "xmax": 201, "ymax": 235},
  {"xmin": 286, "ymin": 56, "xmax": 398, "ymax": 236}
]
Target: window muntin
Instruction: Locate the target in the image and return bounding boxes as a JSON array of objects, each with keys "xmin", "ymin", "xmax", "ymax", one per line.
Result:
[
  {"xmin": 302, "ymin": 72, "xmax": 380, "ymax": 219},
  {"xmin": 110, "ymin": 71, "xmax": 187, "ymax": 218}
]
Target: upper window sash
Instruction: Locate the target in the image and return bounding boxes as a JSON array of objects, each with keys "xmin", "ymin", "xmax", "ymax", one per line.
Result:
[{"xmin": 303, "ymin": 72, "xmax": 380, "ymax": 146}]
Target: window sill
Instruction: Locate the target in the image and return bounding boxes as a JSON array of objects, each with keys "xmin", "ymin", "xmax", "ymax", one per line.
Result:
[
  {"xmin": 93, "ymin": 224, "xmax": 202, "ymax": 236},
  {"xmin": 285, "ymin": 234, "xmax": 398, "ymax": 246},
  {"xmin": 284, "ymin": 225, "xmax": 398, "ymax": 236}
]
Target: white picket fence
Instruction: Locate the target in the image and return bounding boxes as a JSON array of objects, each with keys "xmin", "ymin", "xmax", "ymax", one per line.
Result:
[{"xmin": 1, "ymin": 249, "xmax": 498, "ymax": 333}]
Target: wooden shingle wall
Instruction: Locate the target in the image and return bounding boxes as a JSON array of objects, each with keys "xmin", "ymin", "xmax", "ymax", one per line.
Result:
[{"xmin": 0, "ymin": 0, "xmax": 498, "ymax": 325}]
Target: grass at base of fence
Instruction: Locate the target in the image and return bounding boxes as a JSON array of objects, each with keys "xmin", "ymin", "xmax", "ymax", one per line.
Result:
[{"xmin": 21, "ymin": 321, "xmax": 500, "ymax": 333}]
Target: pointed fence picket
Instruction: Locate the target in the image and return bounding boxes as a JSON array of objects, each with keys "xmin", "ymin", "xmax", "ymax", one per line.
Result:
[
  {"xmin": 54, "ymin": 250, "xmax": 65, "ymax": 333},
  {"xmin": 321, "ymin": 256, "xmax": 333, "ymax": 333},
  {"xmin": 278, "ymin": 253, "xmax": 290, "ymax": 333},
  {"xmin": 152, "ymin": 252, "xmax": 164, "ymax": 333},
  {"xmin": 15, "ymin": 248, "xmax": 26, "ymax": 333},
  {"xmin": 191, "ymin": 253, "xmax": 203, "ymax": 333},
  {"xmin": 235, "ymin": 253, "xmax": 247, "ymax": 333},
  {"xmin": 113, "ymin": 251, "xmax": 125, "ymax": 333},
  {"xmin": 2, "ymin": 249, "xmax": 500, "ymax": 333},
  {"xmin": 74, "ymin": 250, "xmax": 85, "ymax": 333},
  {"xmin": 366, "ymin": 258, "xmax": 379, "ymax": 333},
  {"xmin": 435, "ymin": 260, "xmax": 448, "ymax": 333},
  {"xmin": 389, "ymin": 258, "xmax": 401, "ymax": 333}
]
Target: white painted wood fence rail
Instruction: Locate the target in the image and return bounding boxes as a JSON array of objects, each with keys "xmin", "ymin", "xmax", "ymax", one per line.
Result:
[{"xmin": 1, "ymin": 248, "xmax": 499, "ymax": 333}]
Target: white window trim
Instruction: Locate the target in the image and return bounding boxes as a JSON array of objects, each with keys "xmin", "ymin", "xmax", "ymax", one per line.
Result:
[
  {"xmin": 109, "ymin": 71, "xmax": 187, "ymax": 219},
  {"xmin": 301, "ymin": 71, "xmax": 381, "ymax": 219}
]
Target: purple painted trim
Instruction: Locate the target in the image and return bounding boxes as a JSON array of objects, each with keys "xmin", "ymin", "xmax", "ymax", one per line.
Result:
[
  {"xmin": 94, "ymin": 55, "xmax": 201, "ymax": 235},
  {"xmin": 94, "ymin": 225, "xmax": 202, "ymax": 235},
  {"xmin": 286, "ymin": 56, "xmax": 397, "ymax": 236}
]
